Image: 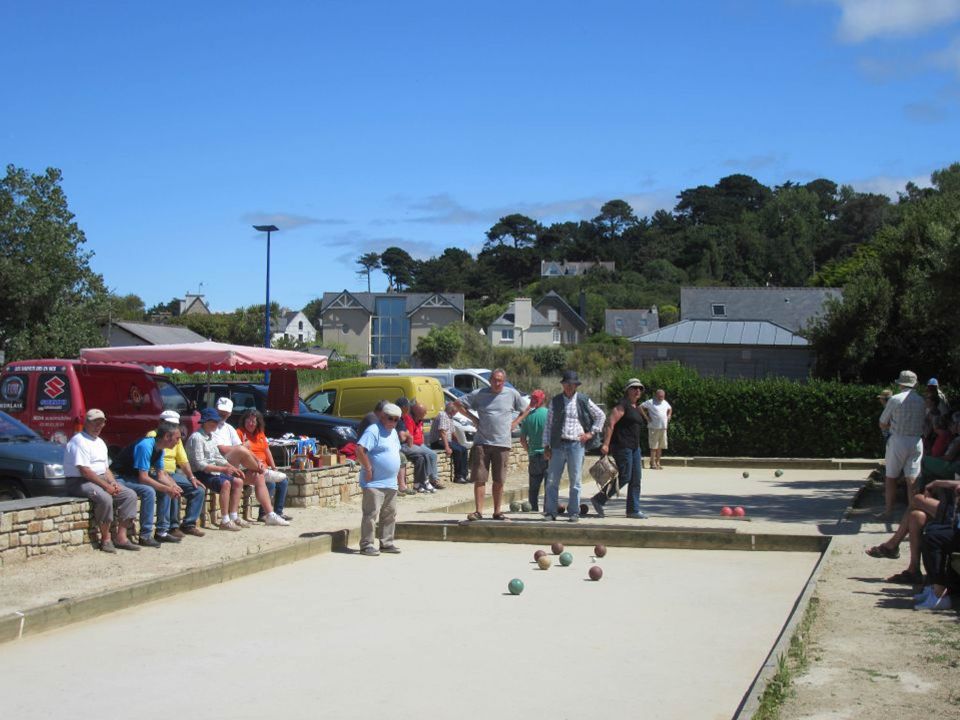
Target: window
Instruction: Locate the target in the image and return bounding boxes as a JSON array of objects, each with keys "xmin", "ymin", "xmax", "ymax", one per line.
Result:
[
  {"xmin": 306, "ymin": 390, "xmax": 335, "ymax": 414},
  {"xmin": 501, "ymin": 329, "xmax": 514, "ymax": 342},
  {"xmin": 230, "ymin": 390, "xmax": 259, "ymax": 412},
  {"xmin": 155, "ymin": 377, "xmax": 189, "ymax": 414},
  {"xmin": 711, "ymin": 304, "xmax": 726, "ymax": 317},
  {"xmin": 614, "ymin": 317, "xmax": 623, "ymax": 336},
  {"xmin": 298, "ymin": 320, "xmax": 303, "ymax": 330},
  {"xmin": 372, "ymin": 297, "xmax": 410, "ymax": 367},
  {"xmin": 553, "ymin": 329, "xmax": 562, "ymax": 343}
]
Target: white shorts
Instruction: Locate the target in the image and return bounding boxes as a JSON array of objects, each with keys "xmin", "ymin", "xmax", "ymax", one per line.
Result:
[
  {"xmin": 648, "ymin": 428, "xmax": 668, "ymax": 450},
  {"xmin": 884, "ymin": 435, "xmax": 922, "ymax": 478}
]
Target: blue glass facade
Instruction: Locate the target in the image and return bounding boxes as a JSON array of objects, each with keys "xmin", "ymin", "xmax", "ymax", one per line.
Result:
[{"xmin": 371, "ymin": 297, "xmax": 410, "ymax": 367}]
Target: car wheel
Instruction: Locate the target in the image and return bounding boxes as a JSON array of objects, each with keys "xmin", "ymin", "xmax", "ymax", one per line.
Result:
[{"xmin": 0, "ymin": 480, "xmax": 27, "ymax": 501}]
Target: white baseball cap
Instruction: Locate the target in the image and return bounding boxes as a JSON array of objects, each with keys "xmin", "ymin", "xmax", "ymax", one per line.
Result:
[
  {"xmin": 160, "ymin": 410, "xmax": 180, "ymax": 423},
  {"xmin": 216, "ymin": 397, "xmax": 234, "ymax": 412}
]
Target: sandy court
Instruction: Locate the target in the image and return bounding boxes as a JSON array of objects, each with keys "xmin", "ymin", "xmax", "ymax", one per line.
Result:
[{"xmin": 0, "ymin": 539, "xmax": 819, "ymax": 720}]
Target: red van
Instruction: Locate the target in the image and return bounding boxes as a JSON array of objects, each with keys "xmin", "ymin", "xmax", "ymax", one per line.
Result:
[{"xmin": 0, "ymin": 359, "xmax": 199, "ymax": 453}]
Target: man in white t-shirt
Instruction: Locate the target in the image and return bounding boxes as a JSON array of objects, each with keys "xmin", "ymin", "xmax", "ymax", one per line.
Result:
[
  {"xmin": 640, "ymin": 389, "xmax": 673, "ymax": 470},
  {"xmin": 63, "ymin": 409, "xmax": 139, "ymax": 552}
]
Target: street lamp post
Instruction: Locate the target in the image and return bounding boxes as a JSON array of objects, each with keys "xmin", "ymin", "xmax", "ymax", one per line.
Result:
[{"xmin": 253, "ymin": 224, "xmax": 279, "ymax": 348}]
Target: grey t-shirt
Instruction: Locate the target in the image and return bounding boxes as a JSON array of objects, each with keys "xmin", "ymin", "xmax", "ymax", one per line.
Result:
[{"xmin": 461, "ymin": 386, "xmax": 525, "ymax": 448}]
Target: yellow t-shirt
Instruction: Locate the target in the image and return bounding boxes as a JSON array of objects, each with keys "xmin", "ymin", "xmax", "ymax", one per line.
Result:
[{"xmin": 145, "ymin": 430, "xmax": 189, "ymax": 473}]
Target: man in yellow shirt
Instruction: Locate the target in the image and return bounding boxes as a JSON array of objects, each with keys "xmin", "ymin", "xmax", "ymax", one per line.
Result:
[{"xmin": 148, "ymin": 410, "xmax": 207, "ymax": 539}]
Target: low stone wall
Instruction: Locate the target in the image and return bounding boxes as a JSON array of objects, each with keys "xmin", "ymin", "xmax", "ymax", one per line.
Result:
[
  {"xmin": 286, "ymin": 442, "xmax": 530, "ymax": 509},
  {"xmin": 0, "ymin": 498, "xmax": 92, "ymax": 567}
]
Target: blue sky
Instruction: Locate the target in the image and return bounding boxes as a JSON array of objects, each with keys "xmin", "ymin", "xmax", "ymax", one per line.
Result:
[{"xmin": 3, "ymin": 1, "xmax": 959, "ymax": 312}]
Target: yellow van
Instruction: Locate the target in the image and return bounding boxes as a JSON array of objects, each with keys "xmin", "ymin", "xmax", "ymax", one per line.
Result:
[{"xmin": 302, "ymin": 375, "xmax": 446, "ymax": 421}]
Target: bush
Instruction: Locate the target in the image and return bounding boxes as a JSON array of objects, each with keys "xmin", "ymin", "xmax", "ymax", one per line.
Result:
[
  {"xmin": 531, "ymin": 346, "xmax": 567, "ymax": 374},
  {"xmin": 604, "ymin": 364, "xmax": 884, "ymax": 458}
]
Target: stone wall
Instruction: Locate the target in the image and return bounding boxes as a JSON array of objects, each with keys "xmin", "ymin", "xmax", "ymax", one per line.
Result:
[{"xmin": 0, "ymin": 498, "xmax": 92, "ymax": 567}]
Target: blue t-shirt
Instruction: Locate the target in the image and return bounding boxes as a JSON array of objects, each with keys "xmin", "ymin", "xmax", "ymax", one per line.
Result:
[
  {"xmin": 358, "ymin": 422, "xmax": 401, "ymax": 490},
  {"xmin": 132, "ymin": 436, "xmax": 165, "ymax": 474}
]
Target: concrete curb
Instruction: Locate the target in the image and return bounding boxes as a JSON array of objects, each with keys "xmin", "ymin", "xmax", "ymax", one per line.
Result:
[
  {"xmin": 662, "ymin": 457, "xmax": 880, "ymax": 471},
  {"xmin": 733, "ymin": 536, "xmax": 833, "ymax": 719},
  {"xmin": 0, "ymin": 529, "xmax": 351, "ymax": 645}
]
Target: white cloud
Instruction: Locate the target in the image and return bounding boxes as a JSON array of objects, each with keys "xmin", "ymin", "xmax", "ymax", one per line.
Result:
[
  {"xmin": 928, "ymin": 35, "xmax": 960, "ymax": 74},
  {"xmin": 849, "ymin": 172, "xmax": 932, "ymax": 198},
  {"xmin": 242, "ymin": 212, "xmax": 347, "ymax": 229},
  {"xmin": 832, "ymin": 0, "xmax": 960, "ymax": 43}
]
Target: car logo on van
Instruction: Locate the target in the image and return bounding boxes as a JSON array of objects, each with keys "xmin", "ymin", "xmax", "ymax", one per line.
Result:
[
  {"xmin": 129, "ymin": 384, "xmax": 145, "ymax": 408},
  {"xmin": 44, "ymin": 376, "xmax": 66, "ymax": 399}
]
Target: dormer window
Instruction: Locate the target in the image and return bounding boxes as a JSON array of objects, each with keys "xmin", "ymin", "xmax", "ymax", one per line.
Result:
[{"xmin": 711, "ymin": 304, "xmax": 726, "ymax": 317}]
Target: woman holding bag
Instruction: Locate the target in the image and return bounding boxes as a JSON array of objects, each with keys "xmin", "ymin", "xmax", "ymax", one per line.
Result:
[{"xmin": 590, "ymin": 378, "xmax": 647, "ymax": 520}]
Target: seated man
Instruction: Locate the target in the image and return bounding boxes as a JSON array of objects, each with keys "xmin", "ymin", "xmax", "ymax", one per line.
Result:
[
  {"xmin": 148, "ymin": 410, "xmax": 207, "ymax": 539},
  {"xmin": 428, "ymin": 402, "xmax": 469, "ymax": 484},
  {"xmin": 915, "ymin": 478, "xmax": 960, "ymax": 610},
  {"xmin": 64, "ymin": 409, "xmax": 139, "ymax": 552},
  {"xmin": 113, "ymin": 420, "xmax": 184, "ymax": 547},
  {"xmin": 211, "ymin": 397, "xmax": 288, "ymax": 526},
  {"xmin": 187, "ymin": 408, "xmax": 246, "ymax": 531},
  {"xmin": 395, "ymin": 398, "xmax": 440, "ymax": 492}
]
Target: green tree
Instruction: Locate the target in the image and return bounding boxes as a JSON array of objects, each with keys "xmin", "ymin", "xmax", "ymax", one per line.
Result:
[
  {"xmin": 107, "ymin": 293, "xmax": 146, "ymax": 321},
  {"xmin": 415, "ymin": 325, "xmax": 463, "ymax": 365},
  {"xmin": 355, "ymin": 251, "xmax": 381, "ymax": 292},
  {"xmin": 0, "ymin": 165, "xmax": 108, "ymax": 359},
  {"xmin": 484, "ymin": 214, "xmax": 541, "ymax": 250},
  {"xmin": 380, "ymin": 246, "xmax": 416, "ymax": 290}
]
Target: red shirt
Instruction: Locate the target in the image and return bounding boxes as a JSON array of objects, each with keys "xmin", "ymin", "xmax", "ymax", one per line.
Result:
[{"xmin": 403, "ymin": 413, "xmax": 424, "ymax": 445}]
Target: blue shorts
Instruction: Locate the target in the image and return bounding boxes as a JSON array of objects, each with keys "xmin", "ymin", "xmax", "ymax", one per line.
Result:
[{"xmin": 196, "ymin": 471, "xmax": 235, "ymax": 492}]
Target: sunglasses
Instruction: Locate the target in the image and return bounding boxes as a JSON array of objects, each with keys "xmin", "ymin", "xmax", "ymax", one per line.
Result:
[{"xmin": 384, "ymin": 415, "xmax": 400, "ymax": 421}]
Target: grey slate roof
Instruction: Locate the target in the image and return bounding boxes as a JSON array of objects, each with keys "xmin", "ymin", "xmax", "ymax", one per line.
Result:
[
  {"xmin": 111, "ymin": 322, "xmax": 208, "ymax": 344},
  {"xmin": 632, "ymin": 320, "xmax": 808, "ymax": 346},
  {"xmin": 535, "ymin": 291, "xmax": 587, "ymax": 331},
  {"xmin": 321, "ymin": 291, "xmax": 465, "ymax": 315},
  {"xmin": 680, "ymin": 286, "xmax": 841, "ymax": 334},
  {"xmin": 490, "ymin": 302, "xmax": 553, "ymax": 328}
]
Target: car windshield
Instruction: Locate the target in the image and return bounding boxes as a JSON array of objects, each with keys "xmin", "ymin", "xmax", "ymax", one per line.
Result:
[{"xmin": 0, "ymin": 410, "xmax": 41, "ymax": 440}]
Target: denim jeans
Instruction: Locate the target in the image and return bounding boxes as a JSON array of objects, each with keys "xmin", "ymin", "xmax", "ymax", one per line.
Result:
[
  {"xmin": 117, "ymin": 477, "xmax": 158, "ymax": 537},
  {"xmin": 402, "ymin": 444, "xmax": 438, "ymax": 484},
  {"xmin": 432, "ymin": 440, "xmax": 469, "ymax": 481},
  {"xmin": 545, "ymin": 440, "xmax": 585, "ymax": 517},
  {"xmin": 259, "ymin": 476, "xmax": 289, "ymax": 518},
  {"xmin": 614, "ymin": 447, "xmax": 642, "ymax": 514},
  {"xmin": 527, "ymin": 453, "xmax": 548, "ymax": 511},
  {"xmin": 165, "ymin": 471, "xmax": 206, "ymax": 530}
]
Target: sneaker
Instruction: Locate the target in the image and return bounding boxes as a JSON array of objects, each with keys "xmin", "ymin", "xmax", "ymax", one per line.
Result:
[
  {"xmin": 914, "ymin": 586, "xmax": 934, "ymax": 603},
  {"xmin": 100, "ymin": 540, "xmax": 117, "ymax": 553},
  {"xmin": 360, "ymin": 546, "xmax": 380, "ymax": 556},
  {"xmin": 155, "ymin": 533, "xmax": 181, "ymax": 544},
  {"xmin": 379, "ymin": 545, "xmax": 402, "ymax": 554},
  {"xmin": 181, "ymin": 526, "xmax": 205, "ymax": 537},
  {"xmin": 219, "ymin": 520, "xmax": 242, "ymax": 532},
  {"xmin": 454, "ymin": 476, "xmax": 469, "ymax": 484},
  {"xmin": 234, "ymin": 518, "xmax": 251, "ymax": 528},
  {"xmin": 168, "ymin": 528, "xmax": 185, "ymax": 540},
  {"xmin": 431, "ymin": 480, "xmax": 446, "ymax": 489},
  {"xmin": 415, "ymin": 484, "xmax": 428, "ymax": 493},
  {"xmin": 424, "ymin": 482, "xmax": 437, "ymax": 493},
  {"xmin": 264, "ymin": 512, "xmax": 290, "ymax": 526},
  {"xmin": 591, "ymin": 497, "xmax": 605, "ymax": 518},
  {"xmin": 139, "ymin": 536, "xmax": 162, "ymax": 548},
  {"xmin": 568, "ymin": 515, "xmax": 580, "ymax": 523},
  {"xmin": 626, "ymin": 511, "xmax": 648, "ymax": 519},
  {"xmin": 914, "ymin": 590, "xmax": 952, "ymax": 611}
]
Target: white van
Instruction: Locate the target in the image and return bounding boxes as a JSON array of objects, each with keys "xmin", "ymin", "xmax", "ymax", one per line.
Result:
[{"xmin": 363, "ymin": 368, "xmax": 493, "ymax": 395}]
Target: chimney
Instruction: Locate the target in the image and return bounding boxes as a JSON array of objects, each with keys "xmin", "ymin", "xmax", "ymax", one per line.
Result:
[
  {"xmin": 513, "ymin": 297, "xmax": 532, "ymax": 330},
  {"xmin": 578, "ymin": 290, "xmax": 586, "ymax": 322}
]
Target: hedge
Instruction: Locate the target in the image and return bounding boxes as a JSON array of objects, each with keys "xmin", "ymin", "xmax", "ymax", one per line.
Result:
[{"xmin": 603, "ymin": 364, "xmax": 887, "ymax": 459}]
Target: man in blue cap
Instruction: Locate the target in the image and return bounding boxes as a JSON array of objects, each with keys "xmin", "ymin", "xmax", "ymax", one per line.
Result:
[{"xmin": 186, "ymin": 408, "xmax": 246, "ymax": 531}]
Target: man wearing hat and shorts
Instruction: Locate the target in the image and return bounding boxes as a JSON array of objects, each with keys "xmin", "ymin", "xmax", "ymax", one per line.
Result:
[
  {"xmin": 542, "ymin": 370, "xmax": 606, "ymax": 522},
  {"xmin": 187, "ymin": 408, "xmax": 247, "ymax": 531},
  {"xmin": 64, "ymin": 409, "xmax": 140, "ymax": 552},
  {"xmin": 878, "ymin": 370, "xmax": 927, "ymax": 519}
]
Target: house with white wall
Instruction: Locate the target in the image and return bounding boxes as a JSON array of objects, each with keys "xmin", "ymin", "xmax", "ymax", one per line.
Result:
[{"xmin": 487, "ymin": 298, "xmax": 560, "ymax": 348}]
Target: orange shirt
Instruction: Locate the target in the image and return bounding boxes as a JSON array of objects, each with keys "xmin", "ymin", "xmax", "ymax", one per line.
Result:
[{"xmin": 237, "ymin": 428, "xmax": 272, "ymax": 466}]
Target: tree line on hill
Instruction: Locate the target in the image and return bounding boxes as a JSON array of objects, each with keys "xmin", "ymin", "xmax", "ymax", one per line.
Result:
[{"xmin": 3, "ymin": 161, "xmax": 959, "ymax": 384}]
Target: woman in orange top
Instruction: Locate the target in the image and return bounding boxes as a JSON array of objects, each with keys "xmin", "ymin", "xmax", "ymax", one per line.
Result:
[{"xmin": 237, "ymin": 408, "xmax": 292, "ymax": 522}]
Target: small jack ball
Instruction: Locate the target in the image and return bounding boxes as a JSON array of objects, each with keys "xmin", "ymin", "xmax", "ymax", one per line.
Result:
[
  {"xmin": 742, "ymin": 471, "xmax": 750, "ymax": 478},
  {"xmin": 594, "ymin": 544, "xmax": 607, "ymax": 558},
  {"xmin": 508, "ymin": 578, "xmax": 524, "ymax": 595},
  {"xmin": 551, "ymin": 541, "xmax": 564, "ymax": 555},
  {"xmin": 559, "ymin": 551, "xmax": 573, "ymax": 566},
  {"xmin": 589, "ymin": 565, "xmax": 603, "ymax": 581}
]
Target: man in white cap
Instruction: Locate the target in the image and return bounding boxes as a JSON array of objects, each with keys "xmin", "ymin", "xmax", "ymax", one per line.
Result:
[
  {"xmin": 148, "ymin": 410, "xmax": 207, "ymax": 539},
  {"xmin": 355, "ymin": 401, "xmax": 404, "ymax": 556},
  {"xmin": 878, "ymin": 370, "xmax": 926, "ymax": 519}
]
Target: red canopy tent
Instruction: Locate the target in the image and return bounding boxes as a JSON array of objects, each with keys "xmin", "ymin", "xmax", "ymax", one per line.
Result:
[{"xmin": 79, "ymin": 342, "xmax": 328, "ymax": 413}]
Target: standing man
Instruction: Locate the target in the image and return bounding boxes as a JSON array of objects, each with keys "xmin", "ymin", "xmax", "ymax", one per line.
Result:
[
  {"xmin": 641, "ymin": 388, "xmax": 673, "ymax": 470},
  {"xmin": 542, "ymin": 370, "xmax": 606, "ymax": 522},
  {"xmin": 519, "ymin": 390, "xmax": 548, "ymax": 512},
  {"xmin": 592, "ymin": 378, "xmax": 647, "ymax": 519},
  {"xmin": 356, "ymin": 402, "xmax": 404, "ymax": 556},
  {"xmin": 428, "ymin": 402, "xmax": 470, "ymax": 484},
  {"xmin": 455, "ymin": 368, "xmax": 527, "ymax": 521},
  {"xmin": 113, "ymin": 420, "xmax": 184, "ymax": 547},
  {"xmin": 64, "ymin": 409, "xmax": 139, "ymax": 552},
  {"xmin": 878, "ymin": 370, "xmax": 927, "ymax": 519}
]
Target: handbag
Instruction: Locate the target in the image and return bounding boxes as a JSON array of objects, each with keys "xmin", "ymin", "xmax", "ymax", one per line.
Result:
[{"xmin": 589, "ymin": 454, "xmax": 618, "ymax": 490}]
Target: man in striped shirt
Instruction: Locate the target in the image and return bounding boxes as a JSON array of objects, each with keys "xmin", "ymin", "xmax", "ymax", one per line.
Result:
[{"xmin": 878, "ymin": 370, "xmax": 927, "ymax": 519}]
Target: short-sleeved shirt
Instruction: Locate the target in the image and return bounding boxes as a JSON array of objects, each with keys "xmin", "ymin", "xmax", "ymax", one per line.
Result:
[
  {"xmin": 213, "ymin": 421, "xmax": 241, "ymax": 448},
  {"xmin": 641, "ymin": 399, "xmax": 672, "ymax": 429},
  {"xmin": 63, "ymin": 431, "xmax": 109, "ymax": 477},
  {"xmin": 519, "ymin": 406, "xmax": 548, "ymax": 457},
  {"xmin": 427, "ymin": 411, "xmax": 455, "ymax": 446},
  {"xmin": 403, "ymin": 414, "xmax": 425, "ymax": 446},
  {"xmin": 237, "ymin": 427, "xmax": 271, "ymax": 465},
  {"xmin": 114, "ymin": 436, "xmax": 165, "ymax": 478},
  {"xmin": 146, "ymin": 430, "xmax": 189, "ymax": 473},
  {"xmin": 879, "ymin": 390, "xmax": 926, "ymax": 437},
  {"xmin": 460, "ymin": 386, "xmax": 525, "ymax": 448},
  {"xmin": 358, "ymin": 422, "xmax": 401, "ymax": 489},
  {"xmin": 186, "ymin": 429, "xmax": 228, "ymax": 472}
]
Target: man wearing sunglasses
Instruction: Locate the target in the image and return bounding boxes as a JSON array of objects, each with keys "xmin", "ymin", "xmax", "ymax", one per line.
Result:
[{"xmin": 356, "ymin": 402, "xmax": 404, "ymax": 556}]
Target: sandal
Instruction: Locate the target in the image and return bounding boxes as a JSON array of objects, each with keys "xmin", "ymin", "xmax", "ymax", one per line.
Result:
[
  {"xmin": 492, "ymin": 512, "xmax": 511, "ymax": 521},
  {"xmin": 886, "ymin": 569, "xmax": 923, "ymax": 585},
  {"xmin": 866, "ymin": 544, "xmax": 900, "ymax": 559},
  {"xmin": 466, "ymin": 512, "xmax": 483, "ymax": 521}
]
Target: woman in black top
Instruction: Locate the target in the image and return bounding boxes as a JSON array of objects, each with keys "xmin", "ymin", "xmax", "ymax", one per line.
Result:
[{"xmin": 590, "ymin": 378, "xmax": 647, "ymax": 519}]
